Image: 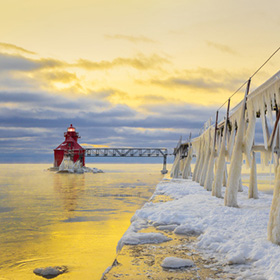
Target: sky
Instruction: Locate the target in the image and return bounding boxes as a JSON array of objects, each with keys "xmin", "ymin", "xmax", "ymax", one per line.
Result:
[{"xmin": 1, "ymin": 0, "xmax": 280, "ymax": 163}]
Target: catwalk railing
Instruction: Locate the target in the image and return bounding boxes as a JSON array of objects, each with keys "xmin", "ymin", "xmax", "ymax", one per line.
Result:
[{"xmin": 84, "ymin": 147, "xmax": 169, "ymax": 174}]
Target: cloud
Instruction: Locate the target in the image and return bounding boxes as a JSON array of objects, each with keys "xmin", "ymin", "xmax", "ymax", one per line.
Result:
[
  {"xmin": 105, "ymin": 34, "xmax": 157, "ymax": 44},
  {"xmin": 40, "ymin": 70, "xmax": 78, "ymax": 83},
  {"xmin": 0, "ymin": 53, "xmax": 65, "ymax": 72},
  {"xmin": 0, "ymin": 42, "xmax": 36, "ymax": 55},
  {"xmin": 75, "ymin": 53, "xmax": 169, "ymax": 70},
  {"xmin": 206, "ymin": 41, "xmax": 237, "ymax": 55},
  {"xmin": 148, "ymin": 67, "xmax": 247, "ymax": 92},
  {"xmin": 0, "ymin": 53, "xmax": 40, "ymax": 72},
  {"xmin": 0, "ymin": 89, "xmax": 207, "ymax": 158},
  {"xmin": 0, "ymin": 51, "xmax": 169, "ymax": 73}
]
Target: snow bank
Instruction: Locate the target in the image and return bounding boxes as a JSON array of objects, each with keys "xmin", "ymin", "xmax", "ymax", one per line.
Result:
[
  {"xmin": 125, "ymin": 178, "xmax": 280, "ymax": 279},
  {"xmin": 161, "ymin": 257, "xmax": 194, "ymax": 269}
]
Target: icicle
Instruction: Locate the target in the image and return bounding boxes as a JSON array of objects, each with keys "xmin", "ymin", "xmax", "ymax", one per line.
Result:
[
  {"xmin": 274, "ymin": 153, "xmax": 279, "ymax": 176},
  {"xmin": 265, "ymin": 93, "xmax": 274, "ymax": 127},
  {"xmin": 260, "ymin": 105, "xmax": 268, "ymax": 150},
  {"xmin": 268, "ymin": 164, "xmax": 280, "ymax": 244},
  {"xmin": 204, "ymin": 146, "xmax": 215, "ymax": 191},
  {"xmin": 227, "ymin": 128, "xmax": 236, "ymax": 161},
  {"xmin": 276, "ymin": 86, "xmax": 280, "ymax": 106},
  {"xmin": 179, "ymin": 156, "xmax": 184, "ymax": 176},
  {"xmin": 200, "ymin": 129, "xmax": 211, "ymax": 186},
  {"xmin": 243, "ymin": 107, "xmax": 256, "ymax": 168},
  {"xmin": 196, "ymin": 139, "xmax": 206, "ymax": 183},
  {"xmin": 238, "ymin": 177, "xmax": 243, "ymax": 192},
  {"xmin": 212, "ymin": 129, "xmax": 226, "ymax": 198},
  {"xmin": 170, "ymin": 151, "xmax": 181, "ymax": 178},
  {"xmin": 173, "ymin": 153, "xmax": 181, "ymax": 178},
  {"xmin": 182, "ymin": 146, "xmax": 193, "ymax": 179},
  {"xmin": 192, "ymin": 140, "xmax": 201, "ymax": 181},
  {"xmin": 223, "ymin": 163, "xmax": 228, "ymax": 187},
  {"xmin": 225, "ymin": 101, "xmax": 246, "ymax": 207},
  {"xmin": 248, "ymin": 151, "xmax": 258, "ymax": 199},
  {"xmin": 195, "ymin": 137, "xmax": 205, "ymax": 182}
]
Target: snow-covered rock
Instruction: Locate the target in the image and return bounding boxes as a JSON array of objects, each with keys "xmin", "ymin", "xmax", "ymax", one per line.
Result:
[
  {"xmin": 161, "ymin": 257, "xmax": 194, "ymax": 269},
  {"xmin": 118, "ymin": 232, "xmax": 171, "ymax": 247},
  {"xmin": 116, "ymin": 216, "xmax": 171, "ymax": 252}
]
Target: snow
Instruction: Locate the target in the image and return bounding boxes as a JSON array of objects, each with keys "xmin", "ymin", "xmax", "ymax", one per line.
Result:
[
  {"xmin": 116, "ymin": 217, "xmax": 171, "ymax": 251},
  {"xmin": 161, "ymin": 257, "xmax": 194, "ymax": 269},
  {"xmin": 57, "ymin": 157, "xmax": 103, "ymax": 174},
  {"xmin": 119, "ymin": 178, "xmax": 280, "ymax": 279}
]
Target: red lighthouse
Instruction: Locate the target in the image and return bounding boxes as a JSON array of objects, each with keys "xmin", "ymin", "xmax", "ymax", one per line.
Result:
[{"xmin": 54, "ymin": 124, "xmax": 85, "ymax": 168}]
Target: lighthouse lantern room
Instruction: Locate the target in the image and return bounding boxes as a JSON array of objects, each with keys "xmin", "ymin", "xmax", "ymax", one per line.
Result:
[{"xmin": 54, "ymin": 124, "xmax": 85, "ymax": 168}]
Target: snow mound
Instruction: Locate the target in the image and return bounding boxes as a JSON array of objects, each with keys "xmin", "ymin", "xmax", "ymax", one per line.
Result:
[
  {"xmin": 116, "ymin": 216, "xmax": 172, "ymax": 251},
  {"xmin": 117, "ymin": 232, "xmax": 171, "ymax": 251},
  {"xmin": 156, "ymin": 224, "xmax": 178, "ymax": 231},
  {"xmin": 161, "ymin": 257, "xmax": 194, "ymax": 269},
  {"xmin": 33, "ymin": 266, "xmax": 67, "ymax": 278},
  {"xmin": 174, "ymin": 223, "xmax": 203, "ymax": 235},
  {"xmin": 227, "ymin": 253, "xmax": 247, "ymax": 265}
]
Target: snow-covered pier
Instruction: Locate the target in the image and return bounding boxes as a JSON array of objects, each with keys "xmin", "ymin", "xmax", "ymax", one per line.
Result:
[
  {"xmin": 172, "ymin": 70, "xmax": 280, "ymax": 244},
  {"xmin": 103, "ymin": 178, "xmax": 280, "ymax": 279},
  {"xmin": 103, "ymin": 71, "xmax": 280, "ymax": 279}
]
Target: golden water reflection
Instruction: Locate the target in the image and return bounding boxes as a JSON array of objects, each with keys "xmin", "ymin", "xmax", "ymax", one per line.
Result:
[{"xmin": 0, "ymin": 163, "xmax": 164, "ymax": 280}]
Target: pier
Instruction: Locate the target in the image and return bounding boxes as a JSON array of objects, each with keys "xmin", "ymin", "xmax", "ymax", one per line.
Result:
[{"xmin": 84, "ymin": 147, "xmax": 169, "ymax": 174}]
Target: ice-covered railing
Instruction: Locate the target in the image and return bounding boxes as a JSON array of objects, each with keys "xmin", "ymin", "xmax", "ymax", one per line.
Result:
[{"xmin": 170, "ymin": 69, "xmax": 280, "ymax": 245}]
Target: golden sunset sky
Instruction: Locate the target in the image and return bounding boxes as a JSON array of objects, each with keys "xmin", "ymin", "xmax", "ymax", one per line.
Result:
[{"xmin": 1, "ymin": 0, "xmax": 280, "ymax": 162}]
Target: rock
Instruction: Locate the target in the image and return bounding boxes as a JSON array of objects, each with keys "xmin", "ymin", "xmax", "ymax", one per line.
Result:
[{"xmin": 33, "ymin": 266, "xmax": 67, "ymax": 278}]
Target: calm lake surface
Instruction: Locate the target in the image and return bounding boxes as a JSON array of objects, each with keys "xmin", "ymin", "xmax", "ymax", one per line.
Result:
[
  {"xmin": 0, "ymin": 163, "xmax": 275, "ymax": 280},
  {"xmin": 0, "ymin": 163, "xmax": 165, "ymax": 280}
]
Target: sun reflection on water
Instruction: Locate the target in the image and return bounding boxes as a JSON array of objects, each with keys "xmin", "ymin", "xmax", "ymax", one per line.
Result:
[{"xmin": 0, "ymin": 163, "xmax": 164, "ymax": 280}]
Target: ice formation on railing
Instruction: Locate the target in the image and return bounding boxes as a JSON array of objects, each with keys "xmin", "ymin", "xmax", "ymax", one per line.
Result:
[
  {"xmin": 182, "ymin": 146, "xmax": 192, "ymax": 179},
  {"xmin": 212, "ymin": 125, "xmax": 227, "ymax": 198},
  {"xmin": 168, "ymin": 70, "xmax": 280, "ymax": 245}
]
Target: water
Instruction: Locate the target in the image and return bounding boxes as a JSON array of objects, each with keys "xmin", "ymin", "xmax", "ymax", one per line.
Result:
[
  {"xmin": 0, "ymin": 163, "xmax": 275, "ymax": 280},
  {"xmin": 0, "ymin": 163, "xmax": 165, "ymax": 280}
]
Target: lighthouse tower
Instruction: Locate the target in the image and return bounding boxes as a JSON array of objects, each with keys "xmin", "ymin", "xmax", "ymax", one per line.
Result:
[{"xmin": 54, "ymin": 124, "xmax": 85, "ymax": 168}]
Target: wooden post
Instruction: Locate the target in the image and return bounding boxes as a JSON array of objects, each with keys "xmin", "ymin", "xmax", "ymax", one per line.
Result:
[
  {"xmin": 213, "ymin": 111, "xmax": 219, "ymax": 151},
  {"xmin": 161, "ymin": 155, "xmax": 168, "ymax": 174},
  {"xmin": 225, "ymin": 99, "xmax": 230, "ymax": 134}
]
